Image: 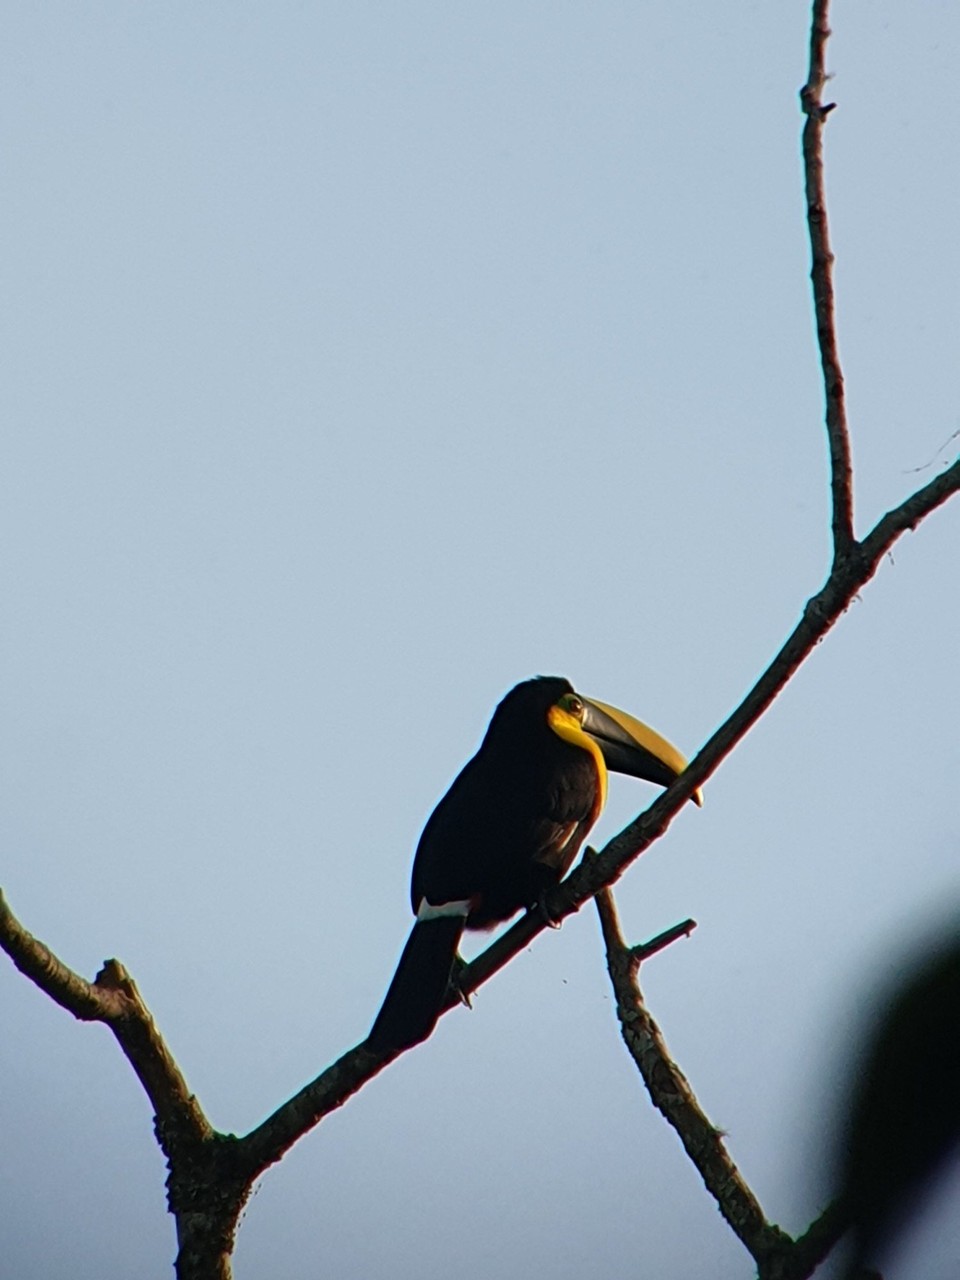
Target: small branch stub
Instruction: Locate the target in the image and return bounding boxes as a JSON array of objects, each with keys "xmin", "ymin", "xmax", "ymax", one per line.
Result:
[{"xmin": 630, "ymin": 918, "xmax": 697, "ymax": 964}]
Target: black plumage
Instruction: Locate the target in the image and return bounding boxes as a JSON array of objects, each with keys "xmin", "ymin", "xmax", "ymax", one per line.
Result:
[{"xmin": 368, "ymin": 675, "xmax": 695, "ymax": 1052}]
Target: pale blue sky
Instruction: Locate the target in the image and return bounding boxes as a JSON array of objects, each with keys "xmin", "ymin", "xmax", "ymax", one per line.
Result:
[{"xmin": 2, "ymin": 4, "xmax": 959, "ymax": 1278}]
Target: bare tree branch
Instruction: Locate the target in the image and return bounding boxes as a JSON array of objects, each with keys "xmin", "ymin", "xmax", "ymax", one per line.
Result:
[
  {"xmin": 791, "ymin": 1201, "xmax": 853, "ymax": 1279},
  {"xmin": 631, "ymin": 917, "xmax": 697, "ymax": 962},
  {"xmin": 861, "ymin": 456, "xmax": 960, "ymax": 556},
  {"xmin": 0, "ymin": 890, "xmax": 211, "ymax": 1149},
  {"xmin": 238, "ymin": 1043, "xmax": 389, "ymax": 1175},
  {"xmin": 0, "ymin": 888, "xmax": 113, "ymax": 1021},
  {"xmin": 2, "ymin": 3, "xmax": 959, "ymax": 1276},
  {"xmin": 9, "ymin": 428, "xmax": 957, "ymax": 1199},
  {"xmin": 595, "ymin": 887, "xmax": 848, "ymax": 1280},
  {"xmin": 0, "ymin": 890, "xmax": 234, "ymax": 1280},
  {"xmin": 450, "ymin": 449, "xmax": 960, "ymax": 1002},
  {"xmin": 595, "ymin": 888, "xmax": 791, "ymax": 1264},
  {"xmin": 801, "ymin": 0, "xmax": 853, "ymax": 558}
]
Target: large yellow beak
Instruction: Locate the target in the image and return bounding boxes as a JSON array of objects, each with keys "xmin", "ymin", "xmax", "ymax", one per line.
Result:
[{"xmin": 582, "ymin": 697, "xmax": 703, "ymax": 807}]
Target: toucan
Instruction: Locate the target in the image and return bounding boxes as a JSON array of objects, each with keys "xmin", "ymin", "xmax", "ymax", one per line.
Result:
[{"xmin": 368, "ymin": 675, "xmax": 700, "ymax": 1052}]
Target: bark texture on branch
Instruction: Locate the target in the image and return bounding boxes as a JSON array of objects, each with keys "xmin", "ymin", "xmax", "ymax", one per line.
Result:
[
  {"xmin": 2, "ymin": 2, "xmax": 960, "ymax": 1276},
  {"xmin": 595, "ymin": 888, "xmax": 846, "ymax": 1280},
  {"xmin": 801, "ymin": 0, "xmax": 854, "ymax": 559}
]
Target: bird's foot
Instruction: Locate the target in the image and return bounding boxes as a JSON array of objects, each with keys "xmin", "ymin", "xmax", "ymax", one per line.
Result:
[
  {"xmin": 448, "ymin": 952, "xmax": 473, "ymax": 1009},
  {"xmin": 533, "ymin": 894, "xmax": 563, "ymax": 930}
]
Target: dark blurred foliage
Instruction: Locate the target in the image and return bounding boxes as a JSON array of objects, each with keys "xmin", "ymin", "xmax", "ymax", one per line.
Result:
[{"xmin": 838, "ymin": 931, "xmax": 960, "ymax": 1278}]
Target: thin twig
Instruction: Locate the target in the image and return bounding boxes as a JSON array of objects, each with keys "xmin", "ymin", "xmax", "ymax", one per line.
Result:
[
  {"xmin": 801, "ymin": 0, "xmax": 854, "ymax": 558},
  {"xmin": 630, "ymin": 917, "xmax": 696, "ymax": 962}
]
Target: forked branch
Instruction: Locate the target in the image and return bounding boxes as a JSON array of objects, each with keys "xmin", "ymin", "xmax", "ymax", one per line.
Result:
[
  {"xmin": 596, "ymin": 888, "xmax": 845, "ymax": 1280},
  {"xmin": 2, "ymin": 3, "xmax": 960, "ymax": 1277}
]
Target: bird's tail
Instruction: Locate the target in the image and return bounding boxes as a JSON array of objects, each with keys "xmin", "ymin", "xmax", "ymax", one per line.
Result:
[{"xmin": 368, "ymin": 916, "xmax": 466, "ymax": 1052}]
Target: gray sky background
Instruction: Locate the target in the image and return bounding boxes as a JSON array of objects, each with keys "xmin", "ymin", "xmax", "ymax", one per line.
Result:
[{"xmin": 2, "ymin": 4, "xmax": 959, "ymax": 1278}]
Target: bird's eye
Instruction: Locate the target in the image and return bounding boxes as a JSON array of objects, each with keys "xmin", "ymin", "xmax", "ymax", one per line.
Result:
[{"xmin": 560, "ymin": 693, "xmax": 584, "ymax": 720}]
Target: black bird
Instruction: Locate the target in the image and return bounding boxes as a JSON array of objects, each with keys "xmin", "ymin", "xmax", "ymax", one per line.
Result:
[{"xmin": 368, "ymin": 675, "xmax": 700, "ymax": 1052}]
